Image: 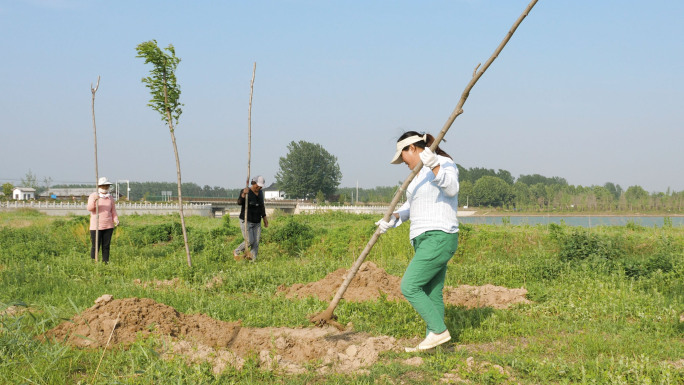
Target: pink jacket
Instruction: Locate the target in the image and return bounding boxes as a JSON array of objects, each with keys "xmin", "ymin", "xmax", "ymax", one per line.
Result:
[{"xmin": 87, "ymin": 192, "xmax": 119, "ymax": 230}]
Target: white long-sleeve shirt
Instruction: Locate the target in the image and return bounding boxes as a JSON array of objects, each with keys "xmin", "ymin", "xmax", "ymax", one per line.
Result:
[{"xmin": 395, "ymin": 155, "xmax": 459, "ymax": 240}]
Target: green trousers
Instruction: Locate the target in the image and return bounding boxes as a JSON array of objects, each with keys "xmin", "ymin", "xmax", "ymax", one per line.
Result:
[{"xmin": 400, "ymin": 230, "xmax": 459, "ymax": 334}]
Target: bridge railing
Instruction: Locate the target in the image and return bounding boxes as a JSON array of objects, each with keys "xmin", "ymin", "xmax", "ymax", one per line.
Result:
[
  {"xmin": 0, "ymin": 201, "xmax": 211, "ymax": 209},
  {"xmin": 0, "ymin": 201, "xmax": 212, "ymax": 217},
  {"xmin": 294, "ymin": 204, "xmax": 389, "ymax": 215}
]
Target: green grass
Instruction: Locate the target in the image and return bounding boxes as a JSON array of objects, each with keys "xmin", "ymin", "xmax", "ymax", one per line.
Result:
[{"xmin": 0, "ymin": 210, "xmax": 682, "ymax": 384}]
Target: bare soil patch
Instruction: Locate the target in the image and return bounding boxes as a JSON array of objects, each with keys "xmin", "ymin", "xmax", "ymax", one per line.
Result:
[
  {"xmin": 43, "ymin": 263, "xmax": 530, "ymax": 375},
  {"xmin": 443, "ymin": 284, "xmax": 531, "ymax": 309},
  {"xmin": 43, "ymin": 295, "xmax": 404, "ymax": 374},
  {"xmin": 278, "ymin": 261, "xmax": 532, "ymax": 309},
  {"xmin": 164, "ymin": 326, "xmax": 400, "ymax": 375},
  {"xmin": 1, "ymin": 305, "xmax": 29, "ymax": 317},
  {"xmin": 132, "ymin": 277, "xmax": 183, "ymax": 289},
  {"xmin": 440, "ymin": 356, "xmax": 519, "ymax": 384}
]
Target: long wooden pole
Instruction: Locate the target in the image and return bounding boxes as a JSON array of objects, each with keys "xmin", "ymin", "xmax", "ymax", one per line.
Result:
[
  {"xmin": 91, "ymin": 76, "xmax": 100, "ymax": 263},
  {"xmin": 243, "ymin": 62, "xmax": 256, "ymax": 259},
  {"xmin": 310, "ymin": 0, "xmax": 539, "ymax": 327}
]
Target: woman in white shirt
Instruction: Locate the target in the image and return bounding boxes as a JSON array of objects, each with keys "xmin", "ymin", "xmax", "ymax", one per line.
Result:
[{"xmin": 376, "ymin": 131, "xmax": 459, "ymax": 352}]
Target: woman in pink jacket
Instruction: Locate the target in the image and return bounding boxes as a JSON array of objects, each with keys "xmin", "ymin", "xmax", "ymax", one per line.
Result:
[{"xmin": 87, "ymin": 177, "xmax": 119, "ymax": 263}]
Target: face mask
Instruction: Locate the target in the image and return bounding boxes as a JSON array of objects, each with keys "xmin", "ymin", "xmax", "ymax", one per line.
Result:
[{"xmin": 98, "ymin": 188, "xmax": 109, "ymax": 195}]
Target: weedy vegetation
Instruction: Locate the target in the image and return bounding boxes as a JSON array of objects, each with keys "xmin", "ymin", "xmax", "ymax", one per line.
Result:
[{"xmin": 1, "ymin": 209, "xmax": 682, "ymax": 384}]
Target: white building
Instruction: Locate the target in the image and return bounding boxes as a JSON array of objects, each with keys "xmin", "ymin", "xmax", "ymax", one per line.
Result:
[
  {"xmin": 263, "ymin": 183, "xmax": 286, "ymax": 200},
  {"xmin": 13, "ymin": 187, "xmax": 36, "ymax": 200}
]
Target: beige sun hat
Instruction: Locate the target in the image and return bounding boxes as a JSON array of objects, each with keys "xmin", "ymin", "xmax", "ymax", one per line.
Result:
[
  {"xmin": 390, "ymin": 134, "xmax": 427, "ymax": 164},
  {"xmin": 97, "ymin": 177, "xmax": 113, "ymax": 186}
]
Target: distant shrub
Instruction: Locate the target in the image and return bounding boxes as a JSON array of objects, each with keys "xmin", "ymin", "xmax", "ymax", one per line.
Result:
[
  {"xmin": 264, "ymin": 217, "xmax": 315, "ymax": 257},
  {"xmin": 0, "ymin": 226, "xmax": 61, "ymax": 260},
  {"xmin": 127, "ymin": 222, "xmax": 182, "ymax": 245},
  {"xmin": 547, "ymin": 223, "xmax": 564, "ymax": 241},
  {"xmin": 625, "ymin": 221, "xmax": 644, "ymax": 231},
  {"xmin": 624, "ymin": 236, "xmax": 677, "ymax": 278},
  {"xmin": 184, "ymin": 227, "xmax": 205, "ymax": 253},
  {"xmin": 623, "ymin": 253, "xmax": 675, "ymax": 279},
  {"xmin": 458, "ymin": 223, "xmax": 473, "ymax": 242},
  {"xmin": 209, "ymin": 215, "xmax": 240, "ymax": 237},
  {"xmin": 557, "ymin": 229, "xmax": 621, "ymax": 263},
  {"xmin": 70, "ymin": 215, "xmax": 90, "ymax": 225},
  {"xmin": 50, "ymin": 215, "xmax": 88, "ymax": 229}
]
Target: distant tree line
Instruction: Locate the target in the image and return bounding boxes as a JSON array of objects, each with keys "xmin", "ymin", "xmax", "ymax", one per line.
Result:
[
  {"xmin": 35, "ymin": 165, "xmax": 683, "ymax": 213},
  {"xmin": 334, "ymin": 165, "xmax": 683, "ymax": 213},
  {"xmin": 454, "ymin": 166, "xmax": 683, "ymax": 213}
]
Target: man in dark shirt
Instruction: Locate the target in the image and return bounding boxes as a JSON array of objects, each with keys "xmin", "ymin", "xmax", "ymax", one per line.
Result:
[{"xmin": 234, "ymin": 175, "xmax": 269, "ymax": 261}]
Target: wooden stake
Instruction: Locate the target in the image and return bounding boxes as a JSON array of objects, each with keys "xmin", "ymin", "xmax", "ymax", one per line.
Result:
[
  {"xmin": 91, "ymin": 76, "xmax": 100, "ymax": 263},
  {"xmin": 243, "ymin": 62, "xmax": 256, "ymax": 259}
]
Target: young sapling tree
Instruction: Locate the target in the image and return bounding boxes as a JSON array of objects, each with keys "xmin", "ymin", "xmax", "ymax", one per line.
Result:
[{"xmin": 136, "ymin": 40, "xmax": 192, "ymax": 267}]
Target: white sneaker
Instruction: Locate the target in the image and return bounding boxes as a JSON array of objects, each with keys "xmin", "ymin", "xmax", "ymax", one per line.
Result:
[{"xmin": 404, "ymin": 330, "xmax": 451, "ymax": 352}]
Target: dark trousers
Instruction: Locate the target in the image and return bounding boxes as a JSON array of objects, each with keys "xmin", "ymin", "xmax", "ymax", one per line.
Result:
[{"xmin": 90, "ymin": 228, "xmax": 114, "ymax": 263}]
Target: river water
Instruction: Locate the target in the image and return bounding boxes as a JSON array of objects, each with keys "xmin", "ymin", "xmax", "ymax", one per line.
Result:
[{"xmin": 458, "ymin": 216, "xmax": 684, "ymax": 227}]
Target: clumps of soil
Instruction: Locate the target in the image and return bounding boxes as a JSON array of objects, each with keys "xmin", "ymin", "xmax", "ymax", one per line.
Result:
[
  {"xmin": 132, "ymin": 277, "xmax": 183, "ymax": 289},
  {"xmin": 441, "ymin": 356, "xmax": 518, "ymax": 384},
  {"xmin": 205, "ymin": 275, "xmax": 224, "ymax": 289},
  {"xmin": 164, "ymin": 326, "xmax": 399, "ymax": 375},
  {"xmin": 43, "ymin": 295, "xmax": 241, "ymax": 348},
  {"xmin": 454, "ymin": 337, "xmax": 529, "ymax": 355},
  {"xmin": 133, "ymin": 276, "xmax": 224, "ymax": 290},
  {"xmin": 43, "ymin": 295, "xmax": 402, "ymax": 374},
  {"xmin": 1, "ymin": 305, "xmax": 28, "ymax": 317},
  {"xmin": 444, "ymin": 284, "xmax": 531, "ymax": 309},
  {"xmin": 278, "ymin": 261, "xmax": 532, "ymax": 309}
]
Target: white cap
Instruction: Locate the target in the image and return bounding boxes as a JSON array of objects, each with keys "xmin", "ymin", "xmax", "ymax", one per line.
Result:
[{"xmin": 251, "ymin": 175, "xmax": 265, "ymax": 187}]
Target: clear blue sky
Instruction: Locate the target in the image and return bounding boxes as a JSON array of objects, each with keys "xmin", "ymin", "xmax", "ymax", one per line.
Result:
[{"xmin": 1, "ymin": 0, "xmax": 682, "ymax": 193}]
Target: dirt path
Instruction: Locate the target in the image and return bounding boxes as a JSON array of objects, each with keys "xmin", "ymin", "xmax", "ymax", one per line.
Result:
[{"xmin": 43, "ymin": 295, "xmax": 403, "ymax": 374}]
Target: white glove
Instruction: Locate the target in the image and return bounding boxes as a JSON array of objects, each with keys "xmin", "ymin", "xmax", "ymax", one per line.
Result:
[
  {"xmin": 375, "ymin": 216, "xmax": 397, "ymax": 234},
  {"xmin": 114, "ymin": 219, "xmax": 119, "ymax": 227},
  {"xmin": 419, "ymin": 148, "xmax": 439, "ymax": 169}
]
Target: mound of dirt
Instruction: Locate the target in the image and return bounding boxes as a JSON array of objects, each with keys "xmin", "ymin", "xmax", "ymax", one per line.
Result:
[
  {"xmin": 43, "ymin": 295, "xmax": 241, "ymax": 348},
  {"xmin": 279, "ymin": 261, "xmax": 531, "ymax": 309},
  {"xmin": 43, "ymin": 295, "xmax": 405, "ymax": 374},
  {"xmin": 278, "ymin": 261, "xmax": 404, "ymax": 302}
]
